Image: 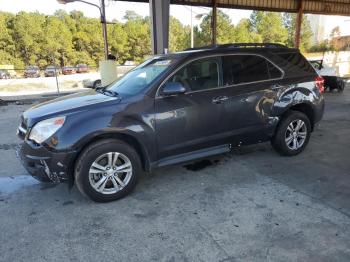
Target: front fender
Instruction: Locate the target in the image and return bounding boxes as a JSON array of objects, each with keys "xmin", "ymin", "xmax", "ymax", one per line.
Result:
[{"xmin": 43, "ymin": 104, "xmax": 156, "ymax": 164}]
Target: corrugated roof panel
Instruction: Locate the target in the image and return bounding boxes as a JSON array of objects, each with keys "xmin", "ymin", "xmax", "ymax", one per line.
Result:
[{"xmin": 117, "ymin": 0, "xmax": 350, "ymax": 16}]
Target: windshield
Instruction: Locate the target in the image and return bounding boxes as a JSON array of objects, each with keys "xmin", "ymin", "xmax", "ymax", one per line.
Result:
[{"xmin": 106, "ymin": 57, "xmax": 174, "ymax": 96}]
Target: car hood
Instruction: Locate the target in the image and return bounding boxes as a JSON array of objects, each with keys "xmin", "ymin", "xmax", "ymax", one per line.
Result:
[{"xmin": 23, "ymin": 90, "xmax": 121, "ymax": 127}]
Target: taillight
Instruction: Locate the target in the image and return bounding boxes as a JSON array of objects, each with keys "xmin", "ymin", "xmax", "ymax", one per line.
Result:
[{"xmin": 315, "ymin": 76, "xmax": 325, "ymax": 93}]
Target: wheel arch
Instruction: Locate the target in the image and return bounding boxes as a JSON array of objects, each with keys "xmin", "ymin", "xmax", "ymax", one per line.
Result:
[
  {"xmin": 70, "ymin": 132, "xmax": 151, "ymax": 180},
  {"xmin": 283, "ymin": 103, "xmax": 316, "ymax": 131}
]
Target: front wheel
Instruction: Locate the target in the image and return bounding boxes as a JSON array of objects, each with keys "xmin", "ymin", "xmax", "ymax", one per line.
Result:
[
  {"xmin": 272, "ymin": 111, "xmax": 311, "ymax": 156},
  {"xmin": 75, "ymin": 139, "xmax": 141, "ymax": 202}
]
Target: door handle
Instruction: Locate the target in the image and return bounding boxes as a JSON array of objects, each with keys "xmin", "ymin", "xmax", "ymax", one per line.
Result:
[{"xmin": 212, "ymin": 96, "xmax": 229, "ymax": 104}]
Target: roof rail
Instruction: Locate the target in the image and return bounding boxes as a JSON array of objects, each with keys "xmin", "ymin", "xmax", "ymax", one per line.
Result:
[{"xmin": 185, "ymin": 43, "xmax": 289, "ymax": 51}]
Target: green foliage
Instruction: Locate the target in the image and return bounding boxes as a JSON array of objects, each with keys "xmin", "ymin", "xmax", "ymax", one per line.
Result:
[
  {"xmin": 123, "ymin": 16, "xmax": 151, "ymax": 63},
  {"xmin": 169, "ymin": 16, "xmax": 191, "ymax": 52},
  {"xmin": 283, "ymin": 13, "xmax": 313, "ymax": 51},
  {"xmin": 250, "ymin": 11, "xmax": 288, "ymax": 44},
  {"xmin": 195, "ymin": 10, "xmax": 235, "ymax": 46},
  {"xmin": 0, "ymin": 9, "xmax": 315, "ymax": 69},
  {"xmin": 234, "ymin": 18, "xmax": 261, "ymax": 43},
  {"xmin": 0, "ymin": 10, "xmax": 153, "ymax": 68}
]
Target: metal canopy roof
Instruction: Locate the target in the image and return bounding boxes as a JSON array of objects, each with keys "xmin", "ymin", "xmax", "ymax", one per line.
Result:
[{"xmin": 117, "ymin": 0, "xmax": 350, "ymax": 16}]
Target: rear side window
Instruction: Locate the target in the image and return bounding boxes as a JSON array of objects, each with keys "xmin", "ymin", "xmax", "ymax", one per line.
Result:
[
  {"xmin": 277, "ymin": 52, "xmax": 315, "ymax": 74},
  {"xmin": 222, "ymin": 55, "xmax": 282, "ymax": 86}
]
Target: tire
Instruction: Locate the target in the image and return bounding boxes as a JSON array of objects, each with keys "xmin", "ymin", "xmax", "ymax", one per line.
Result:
[
  {"xmin": 272, "ymin": 110, "xmax": 311, "ymax": 156},
  {"xmin": 93, "ymin": 79, "xmax": 102, "ymax": 89},
  {"xmin": 337, "ymin": 79, "xmax": 345, "ymax": 92},
  {"xmin": 74, "ymin": 139, "xmax": 141, "ymax": 202}
]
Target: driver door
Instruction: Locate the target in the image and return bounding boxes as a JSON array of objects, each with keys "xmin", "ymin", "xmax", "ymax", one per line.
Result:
[{"xmin": 154, "ymin": 57, "xmax": 229, "ymax": 161}]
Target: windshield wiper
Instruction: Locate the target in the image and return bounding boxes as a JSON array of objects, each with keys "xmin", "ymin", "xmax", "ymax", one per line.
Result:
[
  {"xmin": 102, "ymin": 89, "xmax": 119, "ymax": 97},
  {"xmin": 95, "ymin": 86, "xmax": 118, "ymax": 97},
  {"xmin": 95, "ymin": 86, "xmax": 106, "ymax": 92}
]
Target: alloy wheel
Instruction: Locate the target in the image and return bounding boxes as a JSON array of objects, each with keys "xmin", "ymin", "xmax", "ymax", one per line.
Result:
[
  {"xmin": 285, "ymin": 119, "xmax": 307, "ymax": 150},
  {"xmin": 88, "ymin": 152, "xmax": 132, "ymax": 194}
]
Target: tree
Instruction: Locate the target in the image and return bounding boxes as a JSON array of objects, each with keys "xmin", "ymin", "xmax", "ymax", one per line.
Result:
[
  {"xmin": 250, "ymin": 11, "xmax": 288, "ymax": 44},
  {"xmin": 0, "ymin": 12, "xmax": 21, "ymax": 67},
  {"xmin": 169, "ymin": 16, "xmax": 190, "ymax": 52},
  {"xmin": 123, "ymin": 10, "xmax": 143, "ymax": 21},
  {"xmin": 123, "ymin": 13, "xmax": 151, "ymax": 63},
  {"xmin": 329, "ymin": 26, "xmax": 342, "ymax": 51},
  {"xmin": 12, "ymin": 12, "xmax": 46, "ymax": 66},
  {"xmin": 330, "ymin": 26, "xmax": 341, "ymax": 39},
  {"xmin": 234, "ymin": 18, "xmax": 262, "ymax": 43},
  {"xmin": 196, "ymin": 10, "xmax": 235, "ymax": 46},
  {"xmin": 283, "ymin": 13, "xmax": 313, "ymax": 51},
  {"xmin": 108, "ymin": 21, "xmax": 129, "ymax": 64},
  {"xmin": 43, "ymin": 16, "xmax": 74, "ymax": 67}
]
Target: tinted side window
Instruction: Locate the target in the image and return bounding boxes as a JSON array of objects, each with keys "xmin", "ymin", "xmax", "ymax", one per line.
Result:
[
  {"xmin": 278, "ymin": 52, "xmax": 315, "ymax": 74},
  {"xmin": 168, "ymin": 58, "xmax": 219, "ymax": 92},
  {"xmin": 222, "ymin": 55, "xmax": 282, "ymax": 86}
]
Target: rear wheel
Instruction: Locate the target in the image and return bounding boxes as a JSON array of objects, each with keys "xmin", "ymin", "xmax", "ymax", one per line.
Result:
[
  {"xmin": 93, "ymin": 79, "xmax": 102, "ymax": 89},
  {"xmin": 75, "ymin": 139, "xmax": 141, "ymax": 202},
  {"xmin": 272, "ymin": 111, "xmax": 311, "ymax": 156},
  {"xmin": 337, "ymin": 78, "xmax": 345, "ymax": 92}
]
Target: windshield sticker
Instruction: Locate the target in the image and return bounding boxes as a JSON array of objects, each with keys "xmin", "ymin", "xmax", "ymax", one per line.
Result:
[{"xmin": 154, "ymin": 60, "xmax": 172, "ymax": 66}]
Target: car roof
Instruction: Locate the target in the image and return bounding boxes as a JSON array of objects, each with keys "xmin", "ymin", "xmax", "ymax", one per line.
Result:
[{"xmin": 158, "ymin": 43, "xmax": 298, "ymax": 60}]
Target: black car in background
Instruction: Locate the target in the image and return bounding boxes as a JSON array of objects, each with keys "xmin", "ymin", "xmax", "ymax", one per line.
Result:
[
  {"xmin": 44, "ymin": 66, "xmax": 61, "ymax": 77},
  {"xmin": 309, "ymin": 59, "xmax": 345, "ymax": 92},
  {"xmin": 24, "ymin": 66, "xmax": 40, "ymax": 78},
  {"xmin": 17, "ymin": 43, "xmax": 325, "ymax": 202}
]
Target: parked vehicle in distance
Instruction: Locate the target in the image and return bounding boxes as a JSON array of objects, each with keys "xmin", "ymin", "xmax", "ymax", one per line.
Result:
[
  {"xmin": 309, "ymin": 59, "xmax": 345, "ymax": 92},
  {"xmin": 44, "ymin": 66, "xmax": 61, "ymax": 77},
  {"xmin": 124, "ymin": 61, "xmax": 136, "ymax": 66},
  {"xmin": 0, "ymin": 69, "xmax": 11, "ymax": 79},
  {"xmin": 24, "ymin": 66, "xmax": 40, "ymax": 78},
  {"xmin": 76, "ymin": 64, "xmax": 89, "ymax": 73},
  {"xmin": 62, "ymin": 66, "xmax": 76, "ymax": 75},
  {"xmin": 17, "ymin": 43, "xmax": 325, "ymax": 202},
  {"xmin": 83, "ymin": 79, "xmax": 101, "ymax": 89}
]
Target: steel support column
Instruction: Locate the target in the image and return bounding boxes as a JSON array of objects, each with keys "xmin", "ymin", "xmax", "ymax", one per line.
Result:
[
  {"xmin": 149, "ymin": 0, "xmax": 170, "ymax": 54},
  {"xmin": 211, "ymin": 0, "xmax": 217, "ymax": 45},
  {"xmin": 101, "ymin": 0, "xmax": 109, "ymax": 59},
  {"xmin": 295, "ymin": 0, "xmax": 303, "ymax": 49}
]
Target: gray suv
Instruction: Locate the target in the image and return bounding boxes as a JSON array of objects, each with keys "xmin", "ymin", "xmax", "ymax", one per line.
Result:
[{"xmin": 17, "ymin": 43, "xmax": 325, "ymax": 202}]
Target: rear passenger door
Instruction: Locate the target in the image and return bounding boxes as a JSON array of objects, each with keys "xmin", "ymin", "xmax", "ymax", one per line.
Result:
[{"xmin": 220, "ymin": 54, "xmax": 283, "ymax": 144}]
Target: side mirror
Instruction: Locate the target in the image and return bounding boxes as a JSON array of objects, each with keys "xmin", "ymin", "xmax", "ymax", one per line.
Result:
[{"xmin": 161, "ymin": 82, "xmax": 186, "ymax": 96}]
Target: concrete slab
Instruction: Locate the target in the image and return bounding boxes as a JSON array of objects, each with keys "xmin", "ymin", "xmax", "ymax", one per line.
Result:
[{"xmin": 0, "ymin": 87, "xmax": 349, "ymax": 261}]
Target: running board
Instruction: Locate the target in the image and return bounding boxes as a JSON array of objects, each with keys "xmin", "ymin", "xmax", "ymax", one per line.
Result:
[{"xmin": 155, "ymin": 144, "xmax": 231, "ymax": 168}]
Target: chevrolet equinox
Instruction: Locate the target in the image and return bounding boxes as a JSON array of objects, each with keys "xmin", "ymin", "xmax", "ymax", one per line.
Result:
[{"xmin": 17, "ymin": 43, "xmax": 325, "ymax": 202}]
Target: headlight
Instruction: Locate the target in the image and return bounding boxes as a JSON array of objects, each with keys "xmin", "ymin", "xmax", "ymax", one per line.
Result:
[{"xmin": 29, "ymin": 116, "xmax": 66, "ymax": 144}]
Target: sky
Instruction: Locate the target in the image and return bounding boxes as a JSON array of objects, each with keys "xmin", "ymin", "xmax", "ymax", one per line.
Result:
[
  {"xmin": 0, "ymin": 0, "xmax": 349, "ymax": 39},
  {"xmin": 0, "ymin": 0, "xmax": 252, "ymax": 26}
]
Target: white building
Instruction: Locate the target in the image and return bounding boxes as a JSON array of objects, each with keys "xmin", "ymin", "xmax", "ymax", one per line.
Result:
[{"xmin": 307, "ymin": 14, "xmax": 350, "ymax": 44}]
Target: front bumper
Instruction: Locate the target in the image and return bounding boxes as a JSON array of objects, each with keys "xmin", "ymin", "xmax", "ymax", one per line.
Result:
[{"xmin": 17, "ymin": 141, "xmax": 77, "ymax": 183}]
